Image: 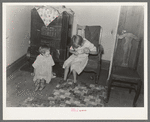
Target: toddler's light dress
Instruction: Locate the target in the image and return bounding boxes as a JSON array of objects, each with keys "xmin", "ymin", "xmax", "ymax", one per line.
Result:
[
  {"xmin": 63, "ymin": 38, "xmax": 96, "ymax": 74},
  {"xmin": 32, "ymin": 54, "xmax": 55, "ymax": 84}
]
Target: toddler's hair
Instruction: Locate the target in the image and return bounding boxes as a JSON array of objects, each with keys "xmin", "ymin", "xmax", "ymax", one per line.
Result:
[
  {"xmin": 39, "ymin": 45, "xmax": 50, "ymax": 55},
  {"xmin": 72, "ymin": 35, "xmax": 83, "ymax": 49}
]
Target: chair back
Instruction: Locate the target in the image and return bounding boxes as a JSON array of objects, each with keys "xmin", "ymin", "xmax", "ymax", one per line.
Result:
[
  {"xmin": 76, "ymin": 24, "xmax": 103, "ymax": 64},
  {"xmin": 113, "ymin": 33, "xmax": 141, "ymax": 70},
  {"xmin": 76, "ymin": 24, "xmax": 102, "ymax": 47}
]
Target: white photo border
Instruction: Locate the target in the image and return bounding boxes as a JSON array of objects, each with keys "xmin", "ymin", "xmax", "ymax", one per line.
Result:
[{"xmin": 3, "ymin": 2, "xmax": 148, "ymax": 120}]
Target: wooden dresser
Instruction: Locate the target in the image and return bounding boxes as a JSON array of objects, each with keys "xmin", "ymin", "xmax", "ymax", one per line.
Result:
[{"xmin": 27, "ymin": 7, "xmax": 74, "ymax": 64}]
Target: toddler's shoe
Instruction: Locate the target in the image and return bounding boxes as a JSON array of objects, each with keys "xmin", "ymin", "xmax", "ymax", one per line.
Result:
[
  {"xmin": 39, "ymin": 80, "xmax": 46, "ymax": 91},
  {"xmin": 35, "ymin": 83, "xmax": 40, "ymax": 91},
  {"xmin": 39, "ymin": 84, "xmax": 45, "ymax": 91},
  {"xmin": 35, "ymin": 81, "xmax": 39, "ymax": 86}
]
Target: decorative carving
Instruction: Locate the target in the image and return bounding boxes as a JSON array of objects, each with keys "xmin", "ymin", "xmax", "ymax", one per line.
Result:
[
  {"xmin": 41, "ymin": 26, "xmax": 57, "ymax": 37},
  {"xmin": 117, "ymin": 32, "xmax": 138, "ymax": 67}
]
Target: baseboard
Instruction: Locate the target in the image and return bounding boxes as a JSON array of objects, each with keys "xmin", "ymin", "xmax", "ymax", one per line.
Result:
[
  {"xmin": 6, "ymin": 56, "xmax": 110, "ymax": 77},
  {"xmin": 7, "ymin": 54, "xmax": 27, "ymax": 77},
  {"xmin": 101, "ymin": 60, "xmax": 110, "ymax": 71}
]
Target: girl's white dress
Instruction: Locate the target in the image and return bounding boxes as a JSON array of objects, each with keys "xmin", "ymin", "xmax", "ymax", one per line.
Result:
[
  {"xmin": 63, "ymin": 38, "xmax": 96, "ymax": 74},
  {"xmin": 32, "ymin": 54, "xmax": 55, "ymax": 84}
]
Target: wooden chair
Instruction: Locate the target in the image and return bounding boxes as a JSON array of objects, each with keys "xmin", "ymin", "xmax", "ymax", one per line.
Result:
[
  {"xmin": 67, "ymin": 24, "xmax": 103, "ymax": 84},
  {"xmin": 105, "ymin": 32, "xmax": 142, "ymax": 107}
]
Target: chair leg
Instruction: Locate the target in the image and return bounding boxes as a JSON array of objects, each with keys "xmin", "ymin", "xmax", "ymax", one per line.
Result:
[
  {"xmin": 104, "ymin": 77, "xmax": 113, "ymax": 103},
  {"xmin": 133, "ymin": 81, "xmax": 142, "ymax": 107},
  {"xmin": 95, "ymin": 68, "xmax": 100, "ymax": 84},
  {"xmin": 129, "ymin": 84, "xmax": 133, "ymax": 94}
]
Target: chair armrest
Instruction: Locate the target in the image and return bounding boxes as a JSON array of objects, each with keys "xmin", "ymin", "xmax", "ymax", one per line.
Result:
[
  {"xmin": 89, "ymin": 45, "xmax": 100, "ymax": 56},
  {"xmin": 88, "ymin": 44, "xmax": 103, "ymax": 58},
  {"xmin": 97, "ymin": 44, "xmax": 104, "ymax": 61}
]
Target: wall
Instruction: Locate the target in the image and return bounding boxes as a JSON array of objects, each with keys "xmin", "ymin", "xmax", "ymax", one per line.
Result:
[
  {"xmin": 5, "ymin": 5, "xmax": 33, "ymax": 66},
  {"xmin": 66, "ymin": 6, "xmax": 121, "ymax": 61},
  {"xmin": 5, "ymin": 5, "xmax": 120, "ymax": 66}
]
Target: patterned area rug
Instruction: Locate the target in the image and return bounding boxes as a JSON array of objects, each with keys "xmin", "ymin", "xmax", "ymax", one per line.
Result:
[{"xmin": 18, "ymin": 79, "xmax": 106, "ymax": 107}]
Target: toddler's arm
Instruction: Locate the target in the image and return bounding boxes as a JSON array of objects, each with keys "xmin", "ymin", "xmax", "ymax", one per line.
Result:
[
  {"xmin": 83, "ymin": 47, "xmax": 90, "ymax": 54},
  {"xmin": 84, "ymin": 47, "xmax": 97, "ymax": 54},
  {"xmin": 72, "ymin": 48, "xmax": 89, "ymax": 55}
]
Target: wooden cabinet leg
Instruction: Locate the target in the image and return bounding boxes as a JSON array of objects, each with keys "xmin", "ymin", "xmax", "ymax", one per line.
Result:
[
  {"xmin": 133, "ymin": 81, "xmax": 142, "ymax": 107},
  {"xmin": 95, "ymin": 74, "xmax": 99, "ymax": 84}
]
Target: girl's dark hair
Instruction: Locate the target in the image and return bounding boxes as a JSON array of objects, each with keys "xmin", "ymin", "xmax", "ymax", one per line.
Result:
[
  {"xmin": 39, "ymin": 45, "xmax": 50, "ymax": 55},
  {"xmin": 72, "ymin": 35, "xmax": 83, "ymax": 49}
]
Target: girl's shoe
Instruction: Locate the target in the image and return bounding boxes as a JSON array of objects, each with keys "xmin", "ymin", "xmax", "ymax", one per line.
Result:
[
  {"xmin": 72, "ymin": 82, "xmax": 78, "ymax": 89},
  {"xmin": 59, "ymin": 79, "xmax": 67, "ymax": 84}
]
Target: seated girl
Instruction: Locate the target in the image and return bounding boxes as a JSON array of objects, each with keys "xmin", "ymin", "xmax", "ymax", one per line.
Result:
[
  {"xmin": 61, "ymin": 35, "xmax": 97, "ymax": 88},
  {"xmin": 32, "ymin": 45, "xmax": 56, "ymax": 91}
]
